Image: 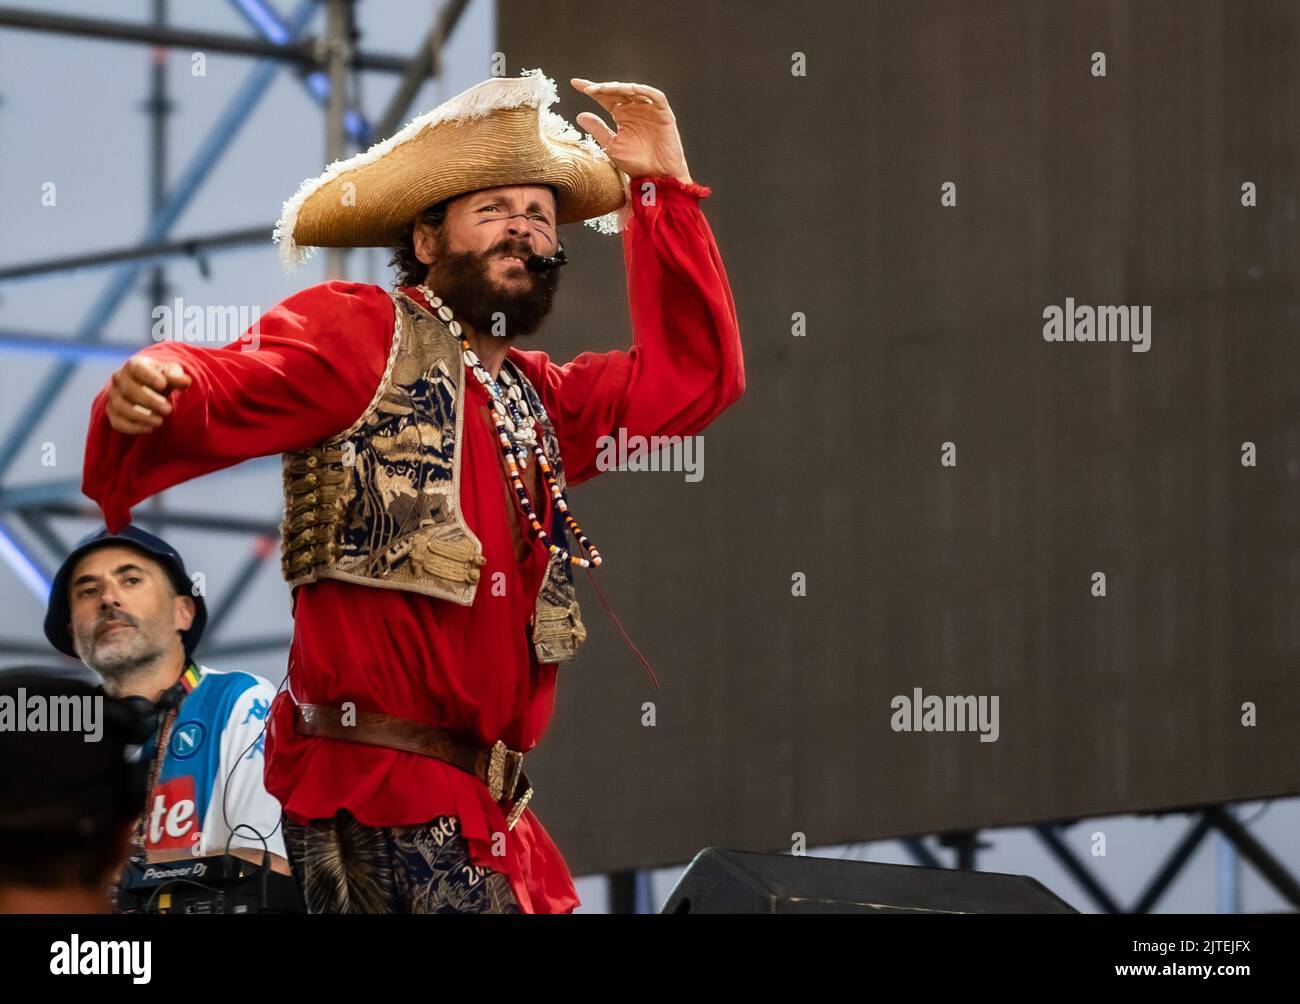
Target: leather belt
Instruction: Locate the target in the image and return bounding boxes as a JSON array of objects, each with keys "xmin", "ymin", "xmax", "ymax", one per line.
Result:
[{"xmin": 293, "ymin": 703, "xmax": 534, "ymax": 830}]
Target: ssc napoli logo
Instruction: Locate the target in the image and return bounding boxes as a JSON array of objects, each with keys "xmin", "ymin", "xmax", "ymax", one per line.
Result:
[{"xmin": 170, "ymin": 721, "xmax": 206, "ymax": 760}]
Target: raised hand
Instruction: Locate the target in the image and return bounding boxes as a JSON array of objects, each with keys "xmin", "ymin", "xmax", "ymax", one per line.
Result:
[{"xmin": 570, "ymin": 77, "xmax": 693, "ymax": 185}]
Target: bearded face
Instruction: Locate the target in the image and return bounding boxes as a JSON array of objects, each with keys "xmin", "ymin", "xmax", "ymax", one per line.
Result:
[
  {"xmin": 67, "ymin": 545, "xmax": 192, "ymax": 693},
  {"xmin": 412, "ymin": 184, "xmax": 564, "ymax": 340},
  {"xmin": 422, "ymin": 228, "xmax": 562, "ymax": 339}
]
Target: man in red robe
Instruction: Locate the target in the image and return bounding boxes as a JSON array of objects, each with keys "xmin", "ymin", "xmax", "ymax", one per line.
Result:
[{"xmin": 82, "ymin": 72, "xmax": 744, "ymax": 913}]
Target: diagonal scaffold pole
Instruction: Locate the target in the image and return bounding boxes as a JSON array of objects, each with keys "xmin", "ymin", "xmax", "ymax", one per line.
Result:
[{"xmin": 0, "ymin": 0, "xmax": 320, "ymax": 482}]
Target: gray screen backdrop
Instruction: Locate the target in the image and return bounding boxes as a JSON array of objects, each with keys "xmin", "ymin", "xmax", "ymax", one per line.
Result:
[{"xmin": 495, "ymin": 0, "xmax": 1300, "ymax": 876}]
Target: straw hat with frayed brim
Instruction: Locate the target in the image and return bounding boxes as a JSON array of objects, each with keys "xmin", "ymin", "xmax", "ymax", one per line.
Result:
[{"xmin": 273, "ymin": 69, "xmax": 631, "ymax": 272}]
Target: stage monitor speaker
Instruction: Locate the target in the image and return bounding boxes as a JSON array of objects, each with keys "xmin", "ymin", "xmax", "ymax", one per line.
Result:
[{"xmin": 662, "ymin": 848, "xmax": 1077, "ymax": 914}]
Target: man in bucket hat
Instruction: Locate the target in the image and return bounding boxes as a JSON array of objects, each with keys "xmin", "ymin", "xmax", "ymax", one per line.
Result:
[
  {"xmin": 44, "ymin": 526, "xmax": 288, "ymax": 879},
  {"xmin": 81, "ymin": 70, "xmax": 744, "ymax": 913}
]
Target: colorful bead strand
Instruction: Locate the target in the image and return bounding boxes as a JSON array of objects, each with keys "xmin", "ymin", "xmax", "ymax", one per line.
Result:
[{"xmin": 416, "ymin": 284, "xmax": 603, "ymax": 568}]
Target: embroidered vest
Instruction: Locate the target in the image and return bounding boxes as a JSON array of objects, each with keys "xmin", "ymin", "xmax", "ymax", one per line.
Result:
[{"xmin": 278, "ymin": 289, "xmax": 588, "ymax": 664}]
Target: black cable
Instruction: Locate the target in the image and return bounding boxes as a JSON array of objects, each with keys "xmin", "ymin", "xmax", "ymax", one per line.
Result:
[{"xmin": 218, "ymin": 670, "xmax": 291, "ymax": 855}]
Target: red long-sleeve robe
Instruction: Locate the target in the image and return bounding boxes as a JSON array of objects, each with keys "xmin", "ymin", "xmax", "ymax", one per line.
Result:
[{"xmin": 81, "ymin": 174, "xmax": 744, "ymax": 913}]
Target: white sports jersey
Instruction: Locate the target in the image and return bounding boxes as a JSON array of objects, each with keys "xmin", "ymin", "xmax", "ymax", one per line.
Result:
[{"xmin": 145, "ymin": 665, "xmax": 286, "ymax": 862}]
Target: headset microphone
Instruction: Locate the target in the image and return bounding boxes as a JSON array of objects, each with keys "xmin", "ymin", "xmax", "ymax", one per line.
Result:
[{"xmin": 525, "ymin": 243, "xmax": 568, "ymax": 273}]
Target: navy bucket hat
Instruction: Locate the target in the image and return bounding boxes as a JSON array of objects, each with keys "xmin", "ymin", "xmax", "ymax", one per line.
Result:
[{"xmin": 43, "ymin": 526, "xmax": 207, "ymax": 660}]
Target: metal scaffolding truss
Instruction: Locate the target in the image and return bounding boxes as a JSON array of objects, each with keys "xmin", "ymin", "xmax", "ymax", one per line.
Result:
[
  {"xmin": 0, "ymin": 0, "xmax": 472, "ymax": 662},
  {"xmin": 608, "ymin": 801, "xmax": 1300, "ymax": 915},
  {"xmin": 920, "ymin": 803, "xmax": 1300, "ymax": 914}
]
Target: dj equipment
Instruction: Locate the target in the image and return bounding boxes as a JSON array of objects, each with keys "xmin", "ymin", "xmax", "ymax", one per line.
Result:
[
  {"xmin": 117, "ymin": 853, "xmax": 303, "ymax": 915},
  {"xmin": 662, "ymin": 848, "xmax": 1077, "ymax": 914}
]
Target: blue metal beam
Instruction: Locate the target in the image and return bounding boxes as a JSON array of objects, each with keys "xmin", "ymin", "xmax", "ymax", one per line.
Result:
[
  {"xmin": 0, "ymin": 329, "xmax": 136, "ymax": 363},
  {"xmin": 0, "ymin": 0, "xmax": 320, "ymax": 480},
  {"xmin": 204, "ymin": 533, "xmax": 278, "ymax": 638},
  {"xmin": 0, "ymin": 225, "xmax": 267, "ymax": 285},
  {"xmin": 0, "ymin": 517, "xmax": 52, "ymax": 601},
  {"xmin": 201, "ymin": 634, "xmax": 291, "ymax": 660},
  {"xmin": 0, "ymin": 457, "xmax": 281, "ymax": 512},
  {"xmin": 0, "ymin": 479, "xmax": 84, "ymax": 510},
  {"xmin": 229, "ymin": 0, "xmax": 370, "ymax": 142},
  {"xmin": 14, "ymin": 509, "xmax": 71, "ymax": 573}
]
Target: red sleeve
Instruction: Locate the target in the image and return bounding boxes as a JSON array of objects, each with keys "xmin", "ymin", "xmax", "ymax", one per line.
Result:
[
  {"xmin": 511, "ymin": 174, "xmax": 745, "ymax": 486},
  {"xmin": 83, "ymin": 280, "xmax": 396, "ymax": 531}
]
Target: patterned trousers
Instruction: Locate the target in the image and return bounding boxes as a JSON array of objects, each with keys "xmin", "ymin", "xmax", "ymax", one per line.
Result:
[{"xmin": 282, "ymin": 809, "xmax": 520, "ymax": 914}]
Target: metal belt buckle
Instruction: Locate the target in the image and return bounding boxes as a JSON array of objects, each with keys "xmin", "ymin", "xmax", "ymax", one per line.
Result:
[
  {"xmin": 487, "ymin": 740, "xmax": 532, "ymax": 830},
  {"xmin": 487, "ymin": 740, "xmax": 524, "ymax": 799}
]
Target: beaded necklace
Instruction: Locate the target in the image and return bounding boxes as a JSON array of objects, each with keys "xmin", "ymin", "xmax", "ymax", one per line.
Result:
[{"xmin": 414, "ymin": 284, "xmax": 602, "ymax": 569}]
